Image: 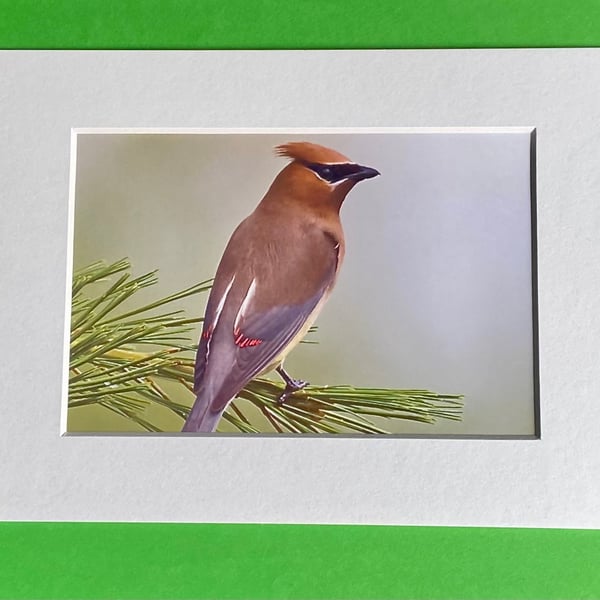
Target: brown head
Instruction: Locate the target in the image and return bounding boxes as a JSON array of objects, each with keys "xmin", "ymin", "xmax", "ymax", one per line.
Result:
[{"xmin": 261, "ymin": 141, "xmax": 380, "ymax": 214}]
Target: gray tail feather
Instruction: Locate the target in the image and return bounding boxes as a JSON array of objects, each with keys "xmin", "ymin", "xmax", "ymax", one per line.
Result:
[{"xmin": 182, "ymin": 392, "xmax": 225, "ymax": 433}]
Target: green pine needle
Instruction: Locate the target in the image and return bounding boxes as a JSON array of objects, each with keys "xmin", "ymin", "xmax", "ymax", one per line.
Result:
[{"xmin": 68, "ymin": 259, "xmax": 463, "ymax": 433}]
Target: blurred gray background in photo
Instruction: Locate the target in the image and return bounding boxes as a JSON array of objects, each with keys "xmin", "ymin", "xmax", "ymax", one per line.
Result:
[{"xmin": 70, "ymin": 131, "xmax": 535, "ymax": 435}]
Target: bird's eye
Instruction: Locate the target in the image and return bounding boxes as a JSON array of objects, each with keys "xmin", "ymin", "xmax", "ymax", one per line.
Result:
[{"xmin": 305, "ymin": 162, "xmax": 339, "ymax": 183}]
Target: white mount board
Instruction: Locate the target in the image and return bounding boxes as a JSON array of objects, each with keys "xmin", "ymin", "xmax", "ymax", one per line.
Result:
[{"xmin": 0, "ymin": 50, "xmax": 598, "ymax": 527}]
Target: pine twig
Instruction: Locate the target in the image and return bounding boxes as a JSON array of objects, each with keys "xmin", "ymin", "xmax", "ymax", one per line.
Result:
[{"xmin": 67, "ymin": 259, "xmax": 463, "ymax": 433}]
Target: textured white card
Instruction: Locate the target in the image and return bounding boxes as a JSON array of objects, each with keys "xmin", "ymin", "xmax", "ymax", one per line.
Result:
[{"xmin": 1, "ymin": 50, "xmax": 598, "ymax": 526}]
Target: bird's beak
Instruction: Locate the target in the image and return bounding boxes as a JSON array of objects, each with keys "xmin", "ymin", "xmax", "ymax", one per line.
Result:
[{"xmin": 348, "ymin": 165, "xmax": 380, "ymax": 182}]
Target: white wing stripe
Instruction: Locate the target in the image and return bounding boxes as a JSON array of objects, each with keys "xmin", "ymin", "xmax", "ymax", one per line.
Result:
[
  {"xmin": 205, "ymin": 274, "xmax": 235, "ymax": 362},
  {"xmin": 215, "ymin": 274, "xmax": 235, "ymax": 321},
  {"xmin": 234, "ymin": 277, "xmax": 257, "ymax": 330}
]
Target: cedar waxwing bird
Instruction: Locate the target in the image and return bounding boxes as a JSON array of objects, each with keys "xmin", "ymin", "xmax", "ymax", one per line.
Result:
[{"xmin": 182, "ymin": 141, "xmax": 380, "ymax": 433}]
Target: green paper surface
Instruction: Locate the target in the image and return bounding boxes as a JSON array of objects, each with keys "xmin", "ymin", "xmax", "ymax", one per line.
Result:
[
  {"xmin": 1, "ymin": 1, "xmax": 599, "ymax": 599},
  {"xmin": 1, "ymin": 523, "xmax": 599, "ymax": 599},
  {"xmin": 1, "ymin": 0, "xmax": 600, "ymax": 49}
]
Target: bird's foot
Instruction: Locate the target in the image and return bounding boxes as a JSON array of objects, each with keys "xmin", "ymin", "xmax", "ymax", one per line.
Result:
[
  {"xmin": 276, "ymin": 378, "xmax": 309, "ymax": 405},
  {"xmin": 275, "ymin": 365, "xmax": 309, "ymax": 404}
]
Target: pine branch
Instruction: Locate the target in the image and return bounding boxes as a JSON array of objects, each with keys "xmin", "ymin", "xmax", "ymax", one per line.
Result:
[{"xmin": 67, "ymin": 259, "xmax": 463, "ymax": 433}]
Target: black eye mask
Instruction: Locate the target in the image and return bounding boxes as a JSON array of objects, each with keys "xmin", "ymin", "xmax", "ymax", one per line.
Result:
[{"xmin": 304, "ymin": 162, "xmax": 363, "ymax": 184}]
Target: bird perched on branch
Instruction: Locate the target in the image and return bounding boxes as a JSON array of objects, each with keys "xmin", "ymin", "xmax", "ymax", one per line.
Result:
[{"xmin": 182, "ymin": 141, "xmax": 379, "ymax": 432}]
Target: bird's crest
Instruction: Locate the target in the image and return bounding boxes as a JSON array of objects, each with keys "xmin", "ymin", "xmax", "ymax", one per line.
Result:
[{"xmin": 276, "ymin": 142, "xmax": 351, "ymax": 165}]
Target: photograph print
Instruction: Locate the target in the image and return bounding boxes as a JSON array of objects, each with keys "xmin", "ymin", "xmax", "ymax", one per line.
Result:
[{"xmin": 65, "ymin": 129, "xmax": 537, "ymax": 436}]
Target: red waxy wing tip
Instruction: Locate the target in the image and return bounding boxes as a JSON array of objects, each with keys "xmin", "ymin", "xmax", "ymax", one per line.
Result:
[{"xmin": 233, "ymin": 327, "xmax": 263, "ymax": 349}]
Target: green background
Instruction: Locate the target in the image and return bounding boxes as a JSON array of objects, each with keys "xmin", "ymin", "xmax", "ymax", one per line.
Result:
[{"xmin": 2, "ymin": 1, "xmax": 600, "ymax": 598}]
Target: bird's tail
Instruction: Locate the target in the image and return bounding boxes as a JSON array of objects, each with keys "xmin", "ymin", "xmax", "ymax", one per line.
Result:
[{"xmin": 181, "ymin": 391, "xmax": 228, "ymax": 433}]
